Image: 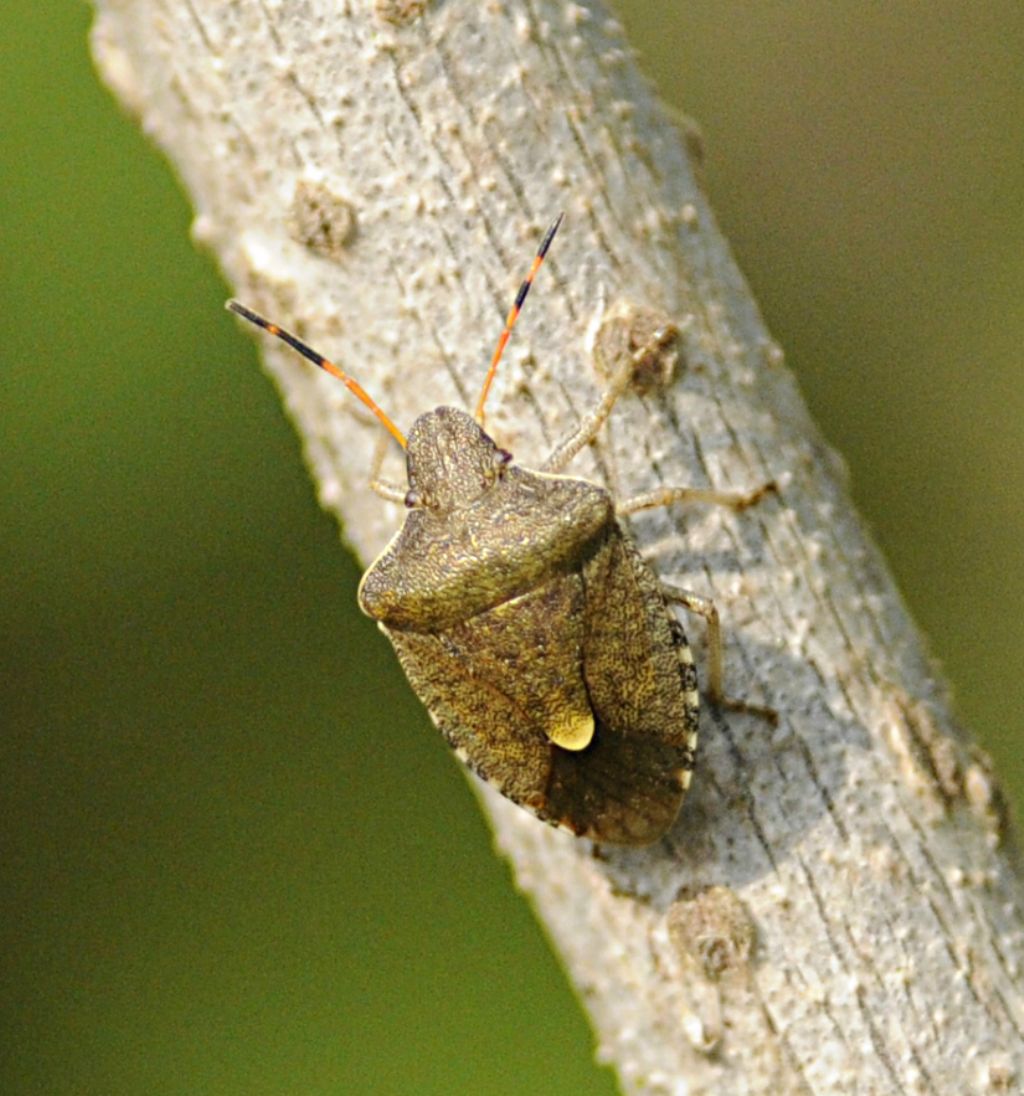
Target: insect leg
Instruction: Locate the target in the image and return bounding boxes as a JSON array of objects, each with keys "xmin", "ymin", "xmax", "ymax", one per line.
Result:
[
  {"xmin": 368, "ymin": 428, "xmax": 407, "ymax": 503},
  {"xmin": 659, "ymin": 582, "xmax": 777, "ymax": 725},
  {"xmin": 370, "ymin": 481, "xmax": 407, "ymax": 504},
  {"xmin": 540, "ymin": 344, "xmax": 637, "ymax": 472},
  {"xmin": 662, "ymin": 586, "xmax": 724, "ymax": 703},
  {"xmin": 618, "ymin": 481, "xmax": 776, "ymax": 516}
]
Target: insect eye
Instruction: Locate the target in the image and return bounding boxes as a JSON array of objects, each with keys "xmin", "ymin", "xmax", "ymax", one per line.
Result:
[{"xmin": 404, "ymin": 489, "xmax": 421, "ymax": 509}]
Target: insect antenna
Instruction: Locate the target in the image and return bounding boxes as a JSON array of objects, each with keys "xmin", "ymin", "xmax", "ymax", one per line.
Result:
[
  {"xmin": 474, "ymin": 212, "xmax": 564, "ymax": 424},
  {"xmin": 226, "ymin": 300, "xmax": 407, "ymax": 450}
]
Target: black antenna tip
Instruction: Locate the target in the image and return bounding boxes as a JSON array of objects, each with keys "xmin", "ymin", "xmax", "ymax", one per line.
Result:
[
  {"xmin": 541, "ymin": 213, "xmax": 564, "ymax": 253},
  {"xmin": 226, "ymin": 299, "xmax": 252, "ymax": 320}
]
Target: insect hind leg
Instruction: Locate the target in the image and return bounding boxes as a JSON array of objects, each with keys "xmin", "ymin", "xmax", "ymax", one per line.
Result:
[{"xmin": 660, "ymin": 581, "xmax": 777, "ymax": 725}]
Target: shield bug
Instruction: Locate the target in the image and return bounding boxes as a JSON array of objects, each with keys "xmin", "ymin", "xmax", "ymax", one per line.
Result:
[{"xmin": 227, "ymin": 216, "xmax": 773, "ymax": 845}]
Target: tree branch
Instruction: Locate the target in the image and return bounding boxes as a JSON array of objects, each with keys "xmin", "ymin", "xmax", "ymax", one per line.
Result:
[{"xmin": 91, "ymin": 1, "xmax": 1024, "ymax": 1091}]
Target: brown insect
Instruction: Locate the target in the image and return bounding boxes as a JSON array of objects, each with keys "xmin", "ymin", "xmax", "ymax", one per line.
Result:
[{"xmin": 228, "ymin": 216, "xmax": 772, "ymax": 845}]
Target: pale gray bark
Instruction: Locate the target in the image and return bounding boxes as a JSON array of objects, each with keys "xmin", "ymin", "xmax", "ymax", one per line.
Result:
[{"xmin": 91, "ymin": 2, "xmax": 1024, "ymax": 1092}]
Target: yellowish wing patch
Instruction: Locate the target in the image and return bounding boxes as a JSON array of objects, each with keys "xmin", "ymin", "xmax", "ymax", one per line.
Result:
[{"xmin": 548, "ymin": 710, "xmax": 595, "ymax": 752}]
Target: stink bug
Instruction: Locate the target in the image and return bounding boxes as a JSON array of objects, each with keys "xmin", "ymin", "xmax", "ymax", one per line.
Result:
[{"xmin": 228, "ymin": 216, "xmax": 773, "ymax": 845}]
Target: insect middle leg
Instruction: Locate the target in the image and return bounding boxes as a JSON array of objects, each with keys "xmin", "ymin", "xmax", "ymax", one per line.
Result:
[{"xmin": 618, "ymin": 482, "xmax": 776, "ymax": 516}]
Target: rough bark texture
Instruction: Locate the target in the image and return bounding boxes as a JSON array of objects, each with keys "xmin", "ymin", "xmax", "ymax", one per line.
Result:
[{"xmin": 91, "ymin": 2, "xmax": 1024, "ymax": 1092}]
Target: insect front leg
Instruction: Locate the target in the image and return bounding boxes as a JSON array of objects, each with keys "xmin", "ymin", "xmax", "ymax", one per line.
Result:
[
  {"xmin": 368, "ymin": 427, "xmax": 407, "ymax": 504},
  {"xmin": 660, "ymin": 582, "xmax": 777, "ymax": 725},
  {"xmin": 540, "ymin": 323, "xmax": 664, "ymax": 472}
]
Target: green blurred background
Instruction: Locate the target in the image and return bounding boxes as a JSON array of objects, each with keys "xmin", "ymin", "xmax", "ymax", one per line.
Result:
[{"xmin": 3, "ymin": 4, "xmax": 1021, "ymax": 1094}]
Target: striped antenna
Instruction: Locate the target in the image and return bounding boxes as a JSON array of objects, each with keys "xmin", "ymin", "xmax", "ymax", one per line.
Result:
[
  {"xmin": 226, "ymin": 300, "xmax": 407, "ymax": 450},
  {"xmin": 474, "ymin": 213, "xmax": 563, "ymax": 424}
]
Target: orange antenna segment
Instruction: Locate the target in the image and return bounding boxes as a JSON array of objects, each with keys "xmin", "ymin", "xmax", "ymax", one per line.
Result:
[
  {"xmin": 227, "ymin": 300, "xmax": 407, "ymax": 450},
  {"xmin": 474, "ymin": 212, "xmax": 564, "ymax": 424}
]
